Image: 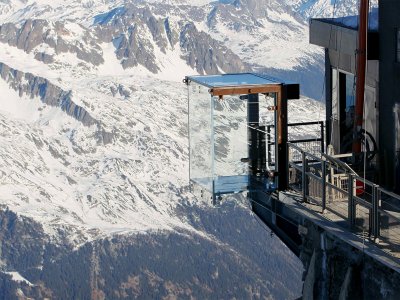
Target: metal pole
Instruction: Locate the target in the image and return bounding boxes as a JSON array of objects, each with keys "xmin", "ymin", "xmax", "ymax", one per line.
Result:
[
  {"xmin": 302, "ymin": 151, "xmax": 308, "ymax": 202},
  {"xmin": 348, "ymin": 174, "xmax": 355, "ymax": 229},
  {"xmin": 277, "ymin": 86, "xmax": 289, "ymax": 190},
  {"xmin": 322, "ymin": 160, "xmax": 327, "ymax": 213},
  {"xmin": 372, "ymin": 185, "xmax": 379, "ymax": 241},
  {"xmin": 353, "ymin": 0, "xmax": 370, "ymax": 155},
  {"xmin": 321, "ymin": 122, "xmax": 325, "ymax": 154}
]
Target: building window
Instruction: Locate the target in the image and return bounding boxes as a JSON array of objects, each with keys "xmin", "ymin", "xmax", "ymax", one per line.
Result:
[{"xmin": 397, "ymin": 28, "xmax": 400, "ymax": 62}]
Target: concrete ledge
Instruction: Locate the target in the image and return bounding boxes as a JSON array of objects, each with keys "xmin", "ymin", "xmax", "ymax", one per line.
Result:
[{"xmin": 279, "ymin": 191, "xmax": 400, "ymax": 273}]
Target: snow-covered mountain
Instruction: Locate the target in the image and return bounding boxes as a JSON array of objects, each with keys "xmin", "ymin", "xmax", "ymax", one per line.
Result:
[
  {"xmin": 0, "ymin": 0, "xmax": 377, "ymax": 99},
  {"xmin": 0, "ymin": 0, "xmax": 345, "ymax": 298},
  {"xmin": 0, "ymin": 0, "xmax": 324, "ymax": 83}
]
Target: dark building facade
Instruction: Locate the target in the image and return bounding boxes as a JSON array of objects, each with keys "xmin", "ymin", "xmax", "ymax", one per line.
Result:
[
  {"xmin": 310, "ymin": 0, "xmax": 400, "ymax": 192},
  {"xmin": 379, "ymin": 0, "xmax": 400, "ymax": 192}
]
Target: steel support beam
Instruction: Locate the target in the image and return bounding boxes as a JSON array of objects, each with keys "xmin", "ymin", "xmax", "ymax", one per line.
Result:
[
  {"xmin": 322, "ymin": 160, "xmax": 327, "ymax": 213},
  {"xmin": 348, "ymin": 175, "xmax": 355, "ymax": 228},
  {"xmin": 277, "ymin": 85, "xmax": 289, "ymax": 190}
]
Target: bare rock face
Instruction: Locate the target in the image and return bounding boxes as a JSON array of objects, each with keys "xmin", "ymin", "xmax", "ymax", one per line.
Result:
[
  {"xmin": 179, "ymin": 22, "xmax": 246, "ymax": 74},
  {"xmin": 94, "ymin": 5, "xmax": 173, "ymax": 72},
  {"xmin": 0, "ymin": 62, "xmax": 97, "ymax": 126},
  {"xmin": 0, "ymin": 2, "xmax": 247, "ymax": 76},
  {"xmin": 0, "ymin": 19, "xmax": 104, "ymax": 66},
  {"xmin": 114, "ymin": 23, "xmax": 159, "ymax": 72},
  {"xmin": 93, "ymin": 3, "xmax": 246, "ymax": 74}
]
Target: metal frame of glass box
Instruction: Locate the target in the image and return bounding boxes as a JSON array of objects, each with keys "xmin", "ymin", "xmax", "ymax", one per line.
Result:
[{"xmin": 184, "ymin": 73, "xmax": 300, "ymax": 204}]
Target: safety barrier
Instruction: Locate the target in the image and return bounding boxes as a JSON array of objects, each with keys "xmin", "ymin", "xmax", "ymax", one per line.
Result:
[
  {"xmin": 268, "ymin": 121, "xmax": 324, "ymax": 166},
  {"xmin": 287, "ymin": 143, "xmax": 400, "ymax": 255}
]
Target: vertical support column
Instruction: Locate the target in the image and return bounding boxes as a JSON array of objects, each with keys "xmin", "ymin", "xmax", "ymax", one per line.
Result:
[
  {"xmin": 372, "ymin": 185, "xmax": 379, "ymax": 241},
  {"xmin": 353, "ymin": 0, "xmax": 369, "ymax": 155},
  {"xmin": 248, "ymin": 93, "xmax": 260, "ymax": 178},
  {"xmin": 321, "ymin": 122, "xmax": 325, "ymax": 154},
  {"xmin": 325, "ymin": 48, "xmax": 332, "ymax": 150},
  {"xmin": 348, "ymin": 174, "xmax": 355, "ymax": 229},
  {"xmin": 302, "ymin": 151, "xmax": 308, "ymax": 202},
  {"xmin": 277, "ymin": 86, "xmax": 288, "ymax": 190},
  {"xmin": 322, "ymin": 160, "xmax": 327, "ymax": 213}
]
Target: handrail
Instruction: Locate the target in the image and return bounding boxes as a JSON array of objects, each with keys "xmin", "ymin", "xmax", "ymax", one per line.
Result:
[
  {"xmin": 321, "ymin": 152, "xmax": 357, "ymax": 175},
  {"xmin": 287, "ymin": 143, "xmax": 400, "ymax": 259},
  {"xmin": 352, "ymin": 174, "xmax": 377, "ymax": 188},
  {"xmin": 288, "ymin": 143, "xmax": 305, "ymax": 153},
  {"xmin": 268, "ymin": 121, "xmax": 324, "ymax": 128},
  {"xmin": 305, "ymin": 151, "xmax": 322, "ymax": 162},
  {"xmin": 287, "ymin": 121, "xmax": 324, "ymax": 127},
  {"xmin": 379, "ymin": 187, "xmax": 400, "ymax": 201},
  {"xmin": 270, "ymin": 138, "xmax": 324, "ymax": 145}
]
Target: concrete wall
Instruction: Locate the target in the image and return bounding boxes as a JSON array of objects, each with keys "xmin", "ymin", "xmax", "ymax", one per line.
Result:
[{"xmin": 300, "ymin": 220, "xmax": 400, "ymax": 299}]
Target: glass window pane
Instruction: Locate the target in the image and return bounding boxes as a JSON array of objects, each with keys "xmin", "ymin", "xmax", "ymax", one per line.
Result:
[
  {"xmin": 189, "ymin": 82, "xmax": 213, "ymax": 200},
  {"xmin": 345, "ymin": 73, "xmax": 355, "ymax": 128},
  {"xmin": 331, "ymin": 68, "xmax": 340, "ymax": 153},
  {"xmin": 213, "ymin": 95, "xmax": 249, "ymax": 195}
]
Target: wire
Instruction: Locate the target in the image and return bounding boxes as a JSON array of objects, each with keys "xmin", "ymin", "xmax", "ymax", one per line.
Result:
[
  {"xmin": 244, "ymin": 196, "xmax": 276, "ymax": 238},
  {"xmin": 245, "ymin": 193, "xmax": 301, "ymax": 228}
]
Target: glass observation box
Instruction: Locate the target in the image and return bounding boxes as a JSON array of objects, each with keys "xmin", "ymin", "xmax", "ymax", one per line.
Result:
[{"xmin": 185, "ymin": 73, "xmax": 300, "ymax": 204}]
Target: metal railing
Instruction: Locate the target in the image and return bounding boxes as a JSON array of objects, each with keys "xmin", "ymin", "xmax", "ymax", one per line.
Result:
[
  {"xmin": 288, "ymin": 143, "xmax": 400, "ymax": 256},
  {"xmin": 267, "ymin": 121, "xmax": 324, "ymax": 166}
]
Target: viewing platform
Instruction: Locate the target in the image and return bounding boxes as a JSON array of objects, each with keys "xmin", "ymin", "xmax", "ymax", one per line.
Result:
[{"xmin": 185, "ymin": 72, "xmax": 400, "ymax": 298}]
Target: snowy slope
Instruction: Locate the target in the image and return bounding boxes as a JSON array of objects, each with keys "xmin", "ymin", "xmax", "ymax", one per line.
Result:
[
  {"xmin": 0, "ymin": 0, "xmax": 326, "ymax": 251},
  {"xmin": 0, "ymin": 46, "xmax": 324, "ymax": 245},
  {"xmin": 290, "ymin": 0, "xmax": 378, "ymax": 19}
]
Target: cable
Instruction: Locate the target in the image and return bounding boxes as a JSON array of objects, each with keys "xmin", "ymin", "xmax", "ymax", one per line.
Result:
[
  {"xmin": 244, "ymin": 196, "xmax": 276, "ymax": 237},
  {"xmin": 245, "ymin": 194, "xmax": 301, "ymax": 228}
]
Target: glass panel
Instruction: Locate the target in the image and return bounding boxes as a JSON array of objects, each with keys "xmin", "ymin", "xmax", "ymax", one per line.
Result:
[
  {"xmin": 364, "ymin": 86, "xmax": 377, "ymax": 165},
  {"xmin": 188, "ymin": 78, "xmax": 280, "ymax": 200},
  {"xmin": 259, "ymin": 93, "xmax": 276, "ymax": 171},
  {"xmin": 213, "ymin": 95, "xmax": 249, "ymax": 195},
  {"xmin": 344, "ymin": 73, "xmax": 355, "ymax": 129},
  {"xmin": 331, "ymin": 68, "xmax": 340, "ymax": 153},
  {"xmin": 212, "ymin": 93, "xmax": 276, "ymax": 196},
  {"xmin": 187, "ymin": 73, "xmax": 278, "ymax": 88},
  {"xmin": 188, "ymin": 81, "xmax": 213, "ymax": 201},
  {"xmin": 339, "ymin": 71, "xmax": 355, "ymax": 154}
]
